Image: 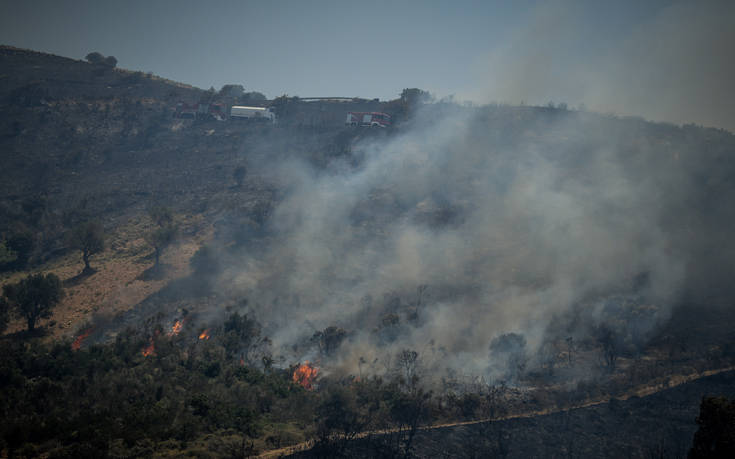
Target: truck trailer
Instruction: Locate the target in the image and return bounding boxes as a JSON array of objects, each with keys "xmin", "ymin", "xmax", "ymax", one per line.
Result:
[{"xmin": 230, "ymin": 106, "xmax": 276, "ymax": 123}]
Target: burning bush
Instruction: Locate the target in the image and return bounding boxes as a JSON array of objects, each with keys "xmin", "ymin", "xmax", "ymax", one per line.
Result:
[
  {"xmin": 71, "ymin": 327, "xmax": 93, "ymax": 351},
  {"xmin": 293, "ymin": 361, "xmax": 319, "ymax": 390}
]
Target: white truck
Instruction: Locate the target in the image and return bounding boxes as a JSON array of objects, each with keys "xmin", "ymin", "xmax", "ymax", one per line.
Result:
[{"xmin": 230, "ymin": 106, "xmax": 276, "ymax": 123}]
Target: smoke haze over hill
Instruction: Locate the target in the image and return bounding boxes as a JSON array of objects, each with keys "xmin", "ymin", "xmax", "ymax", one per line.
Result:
[
  {"xmin": 204, "ymin": 104, "xmax": 735, "ymax": 381},
  {"xmin": 473, "ymin": 0, "xmax": 735, "ymax": 131}
]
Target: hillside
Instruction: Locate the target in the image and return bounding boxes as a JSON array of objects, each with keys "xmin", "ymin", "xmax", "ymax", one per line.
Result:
[
  {"xmin": 0, "ymin": 45, "xmax": 201, "ymax": 102},
  {"xmin": 1, "ymin": 46, "xmax": 735, "ymax": 458}
]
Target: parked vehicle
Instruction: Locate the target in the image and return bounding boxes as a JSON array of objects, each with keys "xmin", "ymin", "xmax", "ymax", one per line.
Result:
[
  {"xmin": 345, "ymin": 112, "xmax": 391, "ymax": 128},
  {"xmin": 230, "ymin": 105, "xmax": 276, "ymax": 123}
]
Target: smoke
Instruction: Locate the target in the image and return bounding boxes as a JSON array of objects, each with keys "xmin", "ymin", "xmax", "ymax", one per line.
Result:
[
  {"xmin": 470, "ymin": 0, "xmax": 735, "ymax": 132},
  {"xmin": 198, "ymin": 100, "xmax": 735, "ymax": 384}
]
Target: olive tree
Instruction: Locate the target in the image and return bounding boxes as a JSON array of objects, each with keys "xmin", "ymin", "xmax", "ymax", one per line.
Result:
[
  {"xmin": 146, "ymin": 206, "xmax": 177, "ymax": 267},
  {"xmin": 67, "ymin": 221, "xmax": 104, "ymax": 274},
  {"xmin": 2, "ymin": 273, "xmax": 63, "ymax": 332},
  {"xmin": 85, "ymin": 52, "xmax": 117, "ymax": 67},
  {"xmin": 85, "ymin": 52, "xmax": 104, "ymax": 64},
  {"xmin": 145, "ymin": 224, "xmax": 176, "ymax": 267}
]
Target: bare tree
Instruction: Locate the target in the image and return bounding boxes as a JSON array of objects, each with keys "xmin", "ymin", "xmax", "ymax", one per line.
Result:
[
  {"xmin": 595, "ymin": 325, "xmax": 620, "ymax": 372},
  {"xmin": 396, "ymin": 349, "xmax": 420, "ymax": 390}
]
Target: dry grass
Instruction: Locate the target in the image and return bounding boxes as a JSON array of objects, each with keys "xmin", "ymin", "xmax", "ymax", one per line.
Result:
[{"xmin": 1, "ymin": 213, "xmax": 213, "ymax": 341}]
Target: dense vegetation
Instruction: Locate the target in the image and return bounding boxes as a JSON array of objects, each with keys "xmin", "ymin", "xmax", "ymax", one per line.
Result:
[
  {"xmin": 1, "ymin": 316, "xmax": 301, "ymax": 457},
  {"xmin": 0, "ymin": 313, "xmax": 438, "ymax": 458},
  {"xmin": 1, "ymin": 321, "xmax": 734, "ymax": 458}
]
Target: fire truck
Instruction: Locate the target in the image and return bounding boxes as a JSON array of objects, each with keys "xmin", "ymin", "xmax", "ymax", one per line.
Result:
[{"xmin": 345, "ymin": 112, "xmax": 391, "ymax": 128}]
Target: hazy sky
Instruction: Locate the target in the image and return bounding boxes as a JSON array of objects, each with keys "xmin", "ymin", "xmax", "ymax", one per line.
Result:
[{"xmin": 1, "ymin": 0, "xmax": 733, "ymax": 130}]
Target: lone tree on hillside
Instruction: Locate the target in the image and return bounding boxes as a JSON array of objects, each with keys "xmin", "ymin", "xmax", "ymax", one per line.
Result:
[
  {"xmin": 104, "ymin": 55, "xmax": 117, "ymax": 67},
  {"xmin": 219, "ymin": 84, "xmax": 245, "ymax": 98},
  {"xmin": 241, "ymin": 91, "xmax": 267, "ymax": 103},
  {"xmin": 594, "ymin": 324, "xmax": 620, "ymax": 372},
  {"xmin": 401, "ymin": 88, "xmax": 432, "ymax": 107},
  {"xmin": 85, "ymin": 52, "xmax": 104, "ymax": 64},
  {"xmin": 149, "ymin": 205, "xmax": 173, "ymax": 227},
  {"xmin": 146, "ymin": 206, "xmax": 177, "ymax": 267},
  {"xmin": 66, "ymin": 221, "xmax": 104, "ymax": 274},
  {"xmin": 2, "ymin": 273, "xmax": 63, "ymax": 332},
  {"xmin": 85, "ymin": 52, "xmax": 117, "ymax": 68}
]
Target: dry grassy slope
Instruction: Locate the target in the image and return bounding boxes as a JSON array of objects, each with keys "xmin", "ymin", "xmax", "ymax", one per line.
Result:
[
  {"xmin": 1, "ymin": 213, "xmax": 213, "ymax": 341},
  {"xmin": 0, "ymin": 46, "xmax": 216, "ymax": 338},
  {"xmin": 0, "ymin": 46, "xmax": 358, "ymax": 342}
]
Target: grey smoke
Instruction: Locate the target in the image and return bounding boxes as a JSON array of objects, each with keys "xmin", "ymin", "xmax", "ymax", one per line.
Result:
[{"xmin": 205, "ymin": 101, "xmax": 735, "ymax": 383}]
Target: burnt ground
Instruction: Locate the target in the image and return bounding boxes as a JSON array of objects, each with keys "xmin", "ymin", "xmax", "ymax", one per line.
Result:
[{"xmin": 321, "ymin": 370, "xmax": 735, "ymax": 459}]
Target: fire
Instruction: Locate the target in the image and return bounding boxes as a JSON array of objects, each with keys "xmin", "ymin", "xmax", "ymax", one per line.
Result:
[
  {"xmin": 199, "ymin": 329, "xmax": 210, "ymax": 340},
  {"xmin": 142, "ymin": 339, "xmax": 155, "ymax": 357},
  {"xmin": 292, "ymin": 361, "xmax": 319, "ymax": 390},
  {"xmin": 71, "ymin": 328, "xmax": 93, "ymax": 351},
  {"xmin": 168, "ymin": 320, "xmax": 183, "ymax": 336}
]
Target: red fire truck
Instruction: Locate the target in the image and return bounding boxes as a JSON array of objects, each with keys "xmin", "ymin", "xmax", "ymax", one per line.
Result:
[{"xmin": 345, "ymin": 112, "xmax": 391, "ymax": 128}]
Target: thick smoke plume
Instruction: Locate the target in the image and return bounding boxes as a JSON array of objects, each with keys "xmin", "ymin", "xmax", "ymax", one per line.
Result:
[{"xmin": 208, "ymin": 104, "xmax": 734, "ymax": 383}]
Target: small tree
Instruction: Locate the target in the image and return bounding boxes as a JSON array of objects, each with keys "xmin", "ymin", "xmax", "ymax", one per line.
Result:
[
  {"xmin": 314, "ymin": 386, "xmax": 365, "ymax": 455},
  {"xmin": 242, "ymin": 91, "xmax": 267, "ymax": 103},
  {"xmin": 146, "ymin": 206, "xmax": 177, "ymax": 268},
  {"xmin": 2, "ymin": 273, "xmax": 63, "ymax": 332},
  {"xmin": 594, "ymin": 324, "xmax": 620, "ymax": 372},
  {"xmin": 85, "ymin": 52, "xmax": 117, "ymax": 68},
  {"xmin": 146, "ymin": 224, "xmax": 176, "ymax": 267},
  {"xmin": 312, "ymin": 326, "xmax": 347, "ymax": 357},
  {"xmin": 67, "ymin": 221, "xmax": 104, "ymax": 274},
  {"xmin": 396, "ymin": 348, "xmax": 420, "ymax": 389},
  {"xmin": 104, "ymin": 55, "xmax": 117, "ymax": 68},
  {"xmin": 223, "ymin": 311, "xmax": 261, "ymax": 361},
  {"xmin": 85, "ymin": 52, "xmax": 104, "ymax": 64},
  {"xmin": 400, "ymin": 88, "xmax": 432, "ymax": 109},
  {"xmin": 149, "ymin": 206, "xmax": 173, "ymax": 227},
  {"xmin": 219, "ymin": 84, "xmax": 244, "ymax": 98}
]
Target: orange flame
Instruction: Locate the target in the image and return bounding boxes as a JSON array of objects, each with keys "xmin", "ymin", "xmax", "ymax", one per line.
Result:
[
  {"xmin": 199, "ymin": 329, "xmax": 210, "ymax": 340},
  {"xmin": 168, "ymin": 320, "xmax": 183, "ymax": 336},
  {"xmin": 292, "ymin": 361, "xmax": 319, "ymax": 390},
  {"xmin": 142, "ymin": 339, "xmax": 156, "ymax": 357},
  {"xmin": 71, "ymin": 328, "xmax": 93, "ymax": 351}
]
